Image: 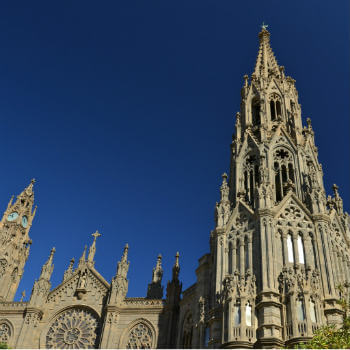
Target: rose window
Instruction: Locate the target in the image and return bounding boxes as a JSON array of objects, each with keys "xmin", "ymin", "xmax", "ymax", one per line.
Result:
[
  {"xmin": 46, "ymin": 308, "xmax": 99, "ymax": 349},
  {"xmin": 0, "ymin": 323, "xmax": 11, "ymax": 342},
  {"xmin": 126, "ymin": 323, "xmax": 153, "ymax": 349}
]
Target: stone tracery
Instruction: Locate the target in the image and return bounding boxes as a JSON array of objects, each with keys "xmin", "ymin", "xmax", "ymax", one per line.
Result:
[
  {"xmin": 46, "ymin": 308, "xmax": 99, "ymax": 349},
  {"xmin": 125, "ymin": 322, "xmax": 153, "ymax": 349}
]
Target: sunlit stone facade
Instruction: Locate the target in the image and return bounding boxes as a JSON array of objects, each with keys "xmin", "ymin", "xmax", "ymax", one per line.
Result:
[{"xmin": 0, "ymin": 28, "xmax": 349, "ymax": 349}]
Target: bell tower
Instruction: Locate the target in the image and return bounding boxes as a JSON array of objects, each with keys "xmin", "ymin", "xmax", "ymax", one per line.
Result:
[
  {"xmin": 208, "ymin": 26, "xmax": 350, "ymax": 348},
  {"xmin": 0, "ymin": 179, "xmax": 36, "ymax": 301}
]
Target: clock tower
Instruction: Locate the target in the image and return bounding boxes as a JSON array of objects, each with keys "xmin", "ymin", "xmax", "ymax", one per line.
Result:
[{"xmin": 0, "ymin": 179, "xmax": 36, "ymax": 301}]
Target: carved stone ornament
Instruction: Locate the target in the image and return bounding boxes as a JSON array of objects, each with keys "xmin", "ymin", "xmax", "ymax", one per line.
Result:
[
  {"xmin": 46, "ymin": 308, "xmax": 98, "ymax": 349},
  {"xmin": 0, "ymin": 323, "xmax": 11, "ymax": 342},
  {"xmin": 126, "ymin": 323, "xmax": 153, "ymax": 349}
]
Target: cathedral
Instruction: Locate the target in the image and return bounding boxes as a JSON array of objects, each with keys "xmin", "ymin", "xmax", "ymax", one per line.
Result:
[{"xmin": 0, "ymin": 27, "xmax": 349, "ymax": 349}]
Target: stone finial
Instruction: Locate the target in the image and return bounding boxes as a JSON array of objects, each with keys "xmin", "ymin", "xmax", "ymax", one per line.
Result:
[
  {"xmin": 40, "ymin": 247, "xmax": 55, "ymax": 281},
  {"xmin": 147, "ymin": 254, "xmax": 164, "ymax": 299},
  {"xmin": 306, "ymin": 117, "xmax": 312, "ymax": 129},
  {"xmin": 332, "ymin": 184, "xmax": 339, "ymax": 197},
  {"xmin": 220, "ymin": 173, "xmax": 229, "ymax": 202},
  {"xmin": 63, "ymin": 258, "xmax": 75, "ymax": 281},
  {"xmin": 243, "ymin": 75, "xmax": 249, "ymax": 87},
  {"xmin": 87, "ymin": 230, "xmax": 101, "ymax": 265},
  {"xmin": 172, "ymin": 252, "xmax": 180, "ymax": 281},
  {"xmin": 78, "ymin": 245, "xmax": 87, "ymax": 268},
  {"xmin": 152, "ymin": 254, "xmax": 163, "ymax": 284},
  {"xmin": 20, "ymin": 290, "xmax": 26, "ymax": 302},
  {"xmin": 116, "ymin": 244, "xmax": 130, "ymax": 278}
]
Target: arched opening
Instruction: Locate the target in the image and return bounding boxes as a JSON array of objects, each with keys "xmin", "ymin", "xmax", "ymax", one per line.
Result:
[
  {"xmin": 270, "ymin": 100, "xmax": 276, "ymax": 121},
  {"xmin": 228, "ymin": 242, "xmax": 233, "ymax": 274},
  {"xmin": 297, "ymin": 234, "xmax": 305, "ymax": 264},
  {"xmin": 275, "ymin": 162, "xmax": 282, "ymax": 202},
  {"xmin": 252, "ymin": 100, "xmax": 261, "ymax": 125},
  {"xmin": 309, "ymin": 300, "xmax": 317, "ymax": 323},
  {"xmin": 287, "ymin": 234, "xmax": 294, "ymax": 263},
  {"xmin": 245, "ymin": 303, "xmax": 252, "ymax": 326},
  {"xmin": 276, "ymin": 100, "xmax": 282, "ymax": 117},
  {"xmin": 244, "ymin": 236, "xmax": 249, "ymax": 271},
  {"xmin": 233, "ymin": 303, "xmax": 241, "ymax": 326},
  {"xmin": 296, "ymin": 298, "xmax": 306, "ymax": 322},
  {"xmin": 281, "ymin": 164, "xmax": 288, "ymax": 184},
  {"xmin": 288, "ymin": 163, "xmax": 295, "ymax": 183}
]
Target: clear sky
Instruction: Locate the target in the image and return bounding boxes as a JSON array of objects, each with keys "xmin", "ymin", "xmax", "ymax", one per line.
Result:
[{"xmin": 0, "ymin": 1, "xmax": 348, "ymax": 300}]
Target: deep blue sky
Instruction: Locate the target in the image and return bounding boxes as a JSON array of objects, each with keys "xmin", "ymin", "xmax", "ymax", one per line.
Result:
[{"xmin": 0, "ymin": 1, "xmax": 348, "ymax": 300}]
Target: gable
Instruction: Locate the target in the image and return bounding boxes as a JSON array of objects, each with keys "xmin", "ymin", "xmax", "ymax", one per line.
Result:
[
  {"xmin": 275, "ymin": 194, "xmax": 313, "ymax": 231},
  {"xmin": 46, "ymin": 267, "xmax": 110, "ymax": 309}
]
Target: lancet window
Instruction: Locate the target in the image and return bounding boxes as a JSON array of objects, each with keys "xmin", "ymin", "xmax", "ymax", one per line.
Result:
[
  {"xmin": 227, "ymin": 234, "xmax": 251, "ymax": 275},
  {"xmin": 245, "ymin": 303, "xmax": 252, "ymax": 326},
  {"xmin": 251, "ymin": 98, "xmax": 261, "ymax": 125},
  {"xmin": 297, "ymin": 234, "xmax": 305, "ymax": 264},
  {"xmin": 269, "ymin": 93, "xmax": 282, "ymax": 121},
  {"xmin": 233, "ymin": 304, "xmax": 241, "ymax": 326},
  {"xmin": 243, "ymin": 154, "xmax": 259, "ymax": 208},
  {"xmin": 287, "ymin": 233, "xmax": 294, "ymax": 263},
  {"xmin": 309, "ymin": 300, "xmax": 317, "ymax": 323},
  {"xmin": 273, "ymin": 148, "xmax": 295, "ymax": 202},
  {"xmin": 296, "ymin": 298, "xmax": 306, "ymax": 322}
]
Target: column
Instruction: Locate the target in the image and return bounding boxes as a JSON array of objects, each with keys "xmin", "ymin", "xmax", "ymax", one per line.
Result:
[{"xmin": 292, "ymin": 233, "xmax": 298, "ymax": 266}]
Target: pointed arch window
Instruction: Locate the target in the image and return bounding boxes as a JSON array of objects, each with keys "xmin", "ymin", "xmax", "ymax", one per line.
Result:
[
  {"xmin": 296, "ymin": 298, "xmax": 306, "ymax": 322},
  {"xmin": 245, "ymin": 303, "xmax": 252, "ymax": 326},
  {"xmin": 274, "ymin": 148, "xmax": 295, "ymax": 202},
  {"xmin": 252, "ymin": 99, "xmax": 261, "ymax": 125},
  {"xmin": 269, "ymin": 93, "xmax": 282, "ymax": 121},
  {"xmin": 310, "ymin": 300, "xmax": 317, "ymax": 323},
  {"xmin": 297, "ymin": 234, "xmax": 305, "ymax": 264},
  {"xmin": 243, "ymin": 154, "xmax": 258, "ymax": 208},
  {"xmin": 233, "ymin": 304, "xmax": 241, "ymax": 326},
  {"xmin": 287, "ymin": 234, "xmax": 294, "ymax": 263}
]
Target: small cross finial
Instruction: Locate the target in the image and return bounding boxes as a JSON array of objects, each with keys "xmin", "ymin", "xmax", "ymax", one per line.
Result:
[
  {"xmin": 92, "ymin": 230, "xmax": 101, "ymax": 241},
  {"xmin": 261, "ymin": 22, "xmax": 268, "ymax": 30},
  {"xmin": 20, "ymin": 290, "xmax": 26, "ymax": 302},
  {"xmin": 31, "ymin": 178, "xmax": 36, "ymax": 184}
]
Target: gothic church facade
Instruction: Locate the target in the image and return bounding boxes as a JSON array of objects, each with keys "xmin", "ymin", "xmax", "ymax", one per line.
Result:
[{"xmin": 0, "ymin": 28, "xmax": 349, "ymax": 349}]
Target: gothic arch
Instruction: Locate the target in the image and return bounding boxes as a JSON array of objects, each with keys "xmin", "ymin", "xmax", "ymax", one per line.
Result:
[
  {"xmin": 39, "ymin": 305, "xmax": 101, "ymax": 349},
  {"xmin": 0, "ymin": 319, "xmax": 13, "ymax": 345},
  {"xmin": 120, "ymin": 318, "xmax": 157, "ymax": 349}
]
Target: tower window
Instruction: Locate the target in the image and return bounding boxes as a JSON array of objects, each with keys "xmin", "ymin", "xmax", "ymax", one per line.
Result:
[
  {"xmin": 287, "ymin": 234, "xmax": 294, "ymax": 263},
  {"xmin": 296, "ymin": 298, "xmax": 306, "ymax": 322},
  {"xmin": 233, "ymin": 304, "xmax": 241, "ymax": 326},
  {"xmin": 252, "ymin": 99, "xmax": 261, "ymax": 125},
  {"xmin": 297, "ymin": 234, "xmax": 305, "ymax": 264},
  {"xmin": 270, "ymin": 101, "xmax": 276, "ymax": 121},
  {"xmin": 245, "ymin": 303, "xmax": 252, "ymax": 326},
  {"xmin": 310, "ymin": 300, "xmax": 317, "ymax": 323},
  {"xmin": 276, "ymin": 101, "xmax": 282, "ymax": 116}
]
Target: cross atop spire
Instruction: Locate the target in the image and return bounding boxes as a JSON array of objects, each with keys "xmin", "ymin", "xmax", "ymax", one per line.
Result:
[
  {"xmin": 261, "ymin": 22, "xmax": 268, "ymax": 30},
  {"xmin": 88, "ymin": 230, "xmax": 101, "ymax": 265}
]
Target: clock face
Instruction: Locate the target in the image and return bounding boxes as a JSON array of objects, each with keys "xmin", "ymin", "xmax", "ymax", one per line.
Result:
[
  {"xmin": 7, "ymin": 212, "xmax": 19, "ymax": 221},
  {"xmin": 22, "ymin": 216, "xmax": 28, "ymax": 228}
]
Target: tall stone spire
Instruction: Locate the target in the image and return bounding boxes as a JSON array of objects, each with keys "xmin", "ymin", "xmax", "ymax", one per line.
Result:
[
  {"xmin": 253, "ymin": 25, "xmax": 279, "ymax": 80},
  {"xmin": 147, "ymin": 254, "xmax": 164, "ymax": 299},
  {"xmin": 87, "ymin": 230, "xmax": 101, "ymax": 266}
]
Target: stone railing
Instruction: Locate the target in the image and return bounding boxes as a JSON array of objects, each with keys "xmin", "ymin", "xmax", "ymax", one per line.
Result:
[
  {"xmin": 297, "ymin": 321, "xmax": 307, "ymax": 336},
  {"xmin": 312, "ymin": 323, "xmax": 320, "ymax": 334},
  {"xmin": 245, "ymin": 327, "xmax": 254, "ymax": 339},
  {"xmin": 232, "ymin": 326, "xmax": 241, "ymax": 338},
  {"xmin": 285, "ymin": 323, "xmax": 293, "ymax": 338},
  {"xmin": 0, "ymin": 301, "xmax": 27, "ymax": 309},
  {"xmin": 123, "ymin": 297, "xmax": 164, "ymax": 306}
]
